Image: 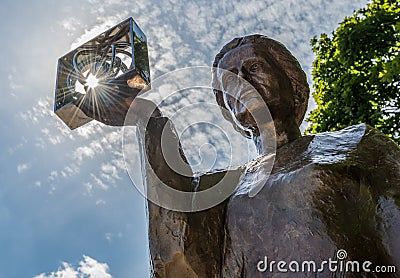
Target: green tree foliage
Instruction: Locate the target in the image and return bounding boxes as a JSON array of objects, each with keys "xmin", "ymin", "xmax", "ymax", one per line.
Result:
[{"xmin": 307, "ymin": 0, "xmax": 400, "ymax": 144}]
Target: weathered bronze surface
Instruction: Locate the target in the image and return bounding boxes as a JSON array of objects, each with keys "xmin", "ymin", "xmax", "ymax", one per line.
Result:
[
  {"xmin": 72, "ymin": 33, "xmax": 400, "ymax": 277},
  {"xmin": 143, "ymin": 120, "xmax": 400, "ymax": 278},
  {"xmin": 140, "ymin": 35, "xmax": 400, "ymax": 277},
  {"xmin": 222, "ymin": 124, "xmax": 400, "ymax": 277}
]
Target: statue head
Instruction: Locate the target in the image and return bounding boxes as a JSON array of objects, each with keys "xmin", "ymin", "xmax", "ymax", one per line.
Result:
[{"xmin": 212, "ymin": 34, "xmax": 309, "ymax": 139}]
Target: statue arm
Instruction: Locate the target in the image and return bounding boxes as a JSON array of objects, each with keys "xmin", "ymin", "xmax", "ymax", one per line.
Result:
[
  {"xmin": 138, "ymin": 116, "xmax": 242, "ymax": 278},
  {"xmin": 139, "ymin": 115, "xmax": 194, "ymax": 193},
  {"xmin": 75, "ymin": 90, "xmax": 237, "ymax": 277},
  {"xmin": 134, "ymin": 114, "xmax": 198, "ymax": 278}
]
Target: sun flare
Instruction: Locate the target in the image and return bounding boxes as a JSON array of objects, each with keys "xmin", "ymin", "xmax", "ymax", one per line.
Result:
[{"xmin": 86, "ymin": 73, "xmax": 99, "ymax": 89}]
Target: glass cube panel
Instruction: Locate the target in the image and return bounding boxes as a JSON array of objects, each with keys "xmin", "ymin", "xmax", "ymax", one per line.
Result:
[{"xmin": 54, "ymin": 17, "xmax": 150, "ymax": 129}]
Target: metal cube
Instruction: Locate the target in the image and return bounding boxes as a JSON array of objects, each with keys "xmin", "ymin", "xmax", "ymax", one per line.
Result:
[{"xmin": 54, "ymin": 17, "xmax": 150, "ymax": 129}]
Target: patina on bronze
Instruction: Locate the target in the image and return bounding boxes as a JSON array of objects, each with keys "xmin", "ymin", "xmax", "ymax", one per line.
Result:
[
  {"xmin": 54, "ymin": 17, "xmax": 149, "ymax": 129},
  {"xmin": 68, "ymin": 33, "xmax": 400, "ymax": 277}
]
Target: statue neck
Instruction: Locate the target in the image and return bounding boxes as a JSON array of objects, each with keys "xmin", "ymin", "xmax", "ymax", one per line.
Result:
[{"xmin": 253, "ymin": 116, "xmax": 301, "ymax": 155}]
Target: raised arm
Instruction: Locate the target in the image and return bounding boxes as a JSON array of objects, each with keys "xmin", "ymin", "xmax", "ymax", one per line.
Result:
[
  {"xmin": 137, "ymin": 115, "xmax": 197, "ymax": 277},
  {"xmin": 73, "ymin": 90, "xmax": 236, "ymax": 277},
  {"xmin": 74, "ymin": 90, "xmax": 197, "ymax": 275},
  {"xmin": 137, "ymin": 105, "xmax": 245, "ymax": 278}
]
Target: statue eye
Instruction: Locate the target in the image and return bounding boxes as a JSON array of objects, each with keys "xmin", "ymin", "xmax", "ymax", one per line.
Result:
[{"xmin": 250, "ymin": 62, "xmax": 263, "ymax": 72}]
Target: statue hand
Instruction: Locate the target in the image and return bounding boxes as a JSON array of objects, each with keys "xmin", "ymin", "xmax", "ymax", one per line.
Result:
[{"xmin": 72, "ymin": 84, "xmax": 160, "ymax": 126}]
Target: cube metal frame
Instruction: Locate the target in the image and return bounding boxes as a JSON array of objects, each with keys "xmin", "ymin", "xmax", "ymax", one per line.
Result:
[{"xmin": 54, "ymin": 17, "xmax": 150, "ymax": 129}]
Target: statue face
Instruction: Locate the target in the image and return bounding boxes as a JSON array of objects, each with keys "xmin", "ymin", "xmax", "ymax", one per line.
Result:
[{"xmin": 216, "ymin": 43, "xmax": 295, "ymax": 132}]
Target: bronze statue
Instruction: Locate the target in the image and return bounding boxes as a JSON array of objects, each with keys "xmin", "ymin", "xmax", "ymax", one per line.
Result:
[{"xmin": 75, "ymin": 34, "xmax": 400, "ymax": 277}]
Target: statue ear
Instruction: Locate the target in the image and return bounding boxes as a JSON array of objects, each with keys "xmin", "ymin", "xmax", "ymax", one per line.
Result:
[
  {"xmin": 292, "ymin": 84, "xmax": 308, "ymax": 125},
  {"xmin": 265, "ymin": 42, "xmax": 310, "ymax": 126}
]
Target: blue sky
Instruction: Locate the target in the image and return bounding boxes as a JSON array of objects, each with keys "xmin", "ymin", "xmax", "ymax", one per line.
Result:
[{"xmin": 0, "ymin": 0, "xmax": 369, "ymax": 277}]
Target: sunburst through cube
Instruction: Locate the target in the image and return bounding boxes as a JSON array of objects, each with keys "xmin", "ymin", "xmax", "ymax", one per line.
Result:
[{"xmin": 54, "ymin": 17, "xmax": 150, "ymax": 129}]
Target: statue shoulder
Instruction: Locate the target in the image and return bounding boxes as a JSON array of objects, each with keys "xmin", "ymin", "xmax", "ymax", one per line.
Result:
[
  {"xmin": 305, "ymin": 123, "xmax": 400, "ymax": 192},
  {"xmin": 273, "ymin": 124, "xmax": 369, "ymax": 171},
  {"xmin": 299, "ymin": 123, "xmax": 399, "ymax": 167},
  {"xmin": 348, "ymin": 124, "xmax": 400, "ymax": 189},
  {"xmin": 274, "ymin": 123, "xmax": 399, "ymax": 179},
  {"xmin": 307, "ymin": 123, "xmax": 400, "ymax": 173},
  {"xmin": 355, "ymin": 124, "xmax": 400, "ymax": 160}
]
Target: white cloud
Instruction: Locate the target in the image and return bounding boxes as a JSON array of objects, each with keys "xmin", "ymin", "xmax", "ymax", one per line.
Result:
[
  {"xmin": 34, "ymin": 262, "xmax": 78, "ymax": 278},
  {"xmin": 64, "ymin": 164, "xmax": 80, "ymax": 176},
  {"xmin": 8, "ymin": 73, "xmax": 23, "ymax": 91},
  {"xmin": 70, "ymin": 16, "xmax": 126, "ymax": 50},
  {"xmin": 60, "ymin": 17, "xmax": 80, "ymax": 33},
  {"xmin": 101, "ymin": 163, "xmax": 120, "ymax": 179},
  {"xmin": 78, "ymin": 255, "xmax": 112, "ymax": 278},
  {"xmin": 17, "ymin": 163, "xmax": 30, "ymax": 174},
  {"xmin": 83, "ymin": 173, "xmax": 114, "ymax": 195},
  {"xmin": 110, "ymin": 158, "xmax": 126, "ymax": 171},
  {"xmin": 105, "ymin": 233, "xmax": 112, "ymax": 242},
  {"xmin": 48, "ymin": 171, "xmax": 58, "ymax": 181},
  {"xmin": 19, "ymin": 97, "xmax": 54, "ymax": 126},
  {"xmin": 90, "ymin": 173, "xmax": 109, "ymax": 191},
  {"xmin": 73, "ymin": 146, "xmax": 96, "ymax": 162},
  {"xmin": 104, "ymin": 232, "xmax": 123, "ymax": 243},
  {"xmin": 49, "ymin": 135, "xmax": 62, "ymax": 145},
  {"xmin": 41, "ymin": 128, "xmax": 50, "ymax": 135},
  {"xmin": 8, "ymin": 138, "xmax": 26, "ymax": 155},
  {"xmin": 96, "ymin": 199, "xmax": 106, "ymax": 205},
  {"xmin": 84, "ymin": 182, "xmax": 94, "ymax": 195},
  {"xmin": 76, "ymin": 124, "xmax": 102, "ymax": 139},
  {"xmin": 101, "ymin": 131, "xmax": 121, "ymax": 150},
  {"xmin": 34, "ymin": 256, "xmax": 112, "ymax": 278},
  {"xmin": 89, "ymin": 141, "xmax": 104, "ymax": 155}
]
